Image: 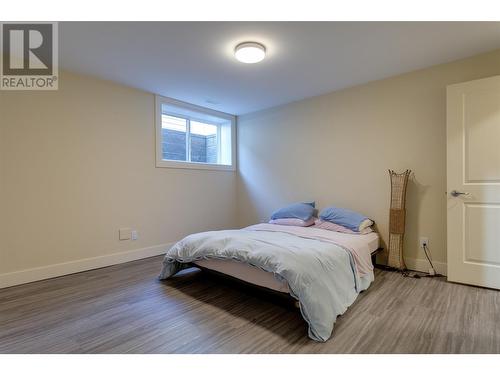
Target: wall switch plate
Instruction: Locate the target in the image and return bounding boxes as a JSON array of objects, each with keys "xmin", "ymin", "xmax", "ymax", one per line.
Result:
[
  {"xmin": 419, "ymin": 237, "xmax": 429, "ymax": 249},
  {"xmin": 131, "ymin": 230, "xmax": 138, "ymax": 241},
  {"xmin": 119, "ymin": 228, "xmax": 132, "ymax": 241}
]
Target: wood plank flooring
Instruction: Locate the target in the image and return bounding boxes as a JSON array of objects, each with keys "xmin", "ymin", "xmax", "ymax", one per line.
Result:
[{"xmin": 1, "ymin": 255, "xmax": 500, "ymax": 353}]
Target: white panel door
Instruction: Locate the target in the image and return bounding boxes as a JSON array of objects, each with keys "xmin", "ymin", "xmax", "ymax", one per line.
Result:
[{"xmin": 447, "ymin": 75, "xmax": 500, "ymax": 289}]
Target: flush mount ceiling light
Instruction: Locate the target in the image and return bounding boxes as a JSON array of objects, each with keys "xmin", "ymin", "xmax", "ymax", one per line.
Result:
[{"xmin": 234, "ymin": 42, "xmax": 266, "ymax": 64}]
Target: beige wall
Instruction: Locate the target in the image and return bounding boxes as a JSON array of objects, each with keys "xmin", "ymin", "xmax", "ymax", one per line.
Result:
[
  {"xmin": 237, "ymin": 49, "xmax": 500, "ymax": 268},
  {"xmin": 0, "ymin": 71, "xmax": 237, "ymax": 276}
]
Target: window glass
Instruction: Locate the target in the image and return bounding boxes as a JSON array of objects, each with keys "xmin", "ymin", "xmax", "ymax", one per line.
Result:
[
  {"xmin": 161, "ymin": 115, "xmax": 187, "ymax": 161},
  {"xmin": 190, "ymin": 121, "xmax": 218, "ymax": 163}
]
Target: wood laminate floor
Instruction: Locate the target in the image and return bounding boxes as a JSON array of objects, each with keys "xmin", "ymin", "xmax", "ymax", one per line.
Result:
[{"xmin": 1, "ymin": 255, "xmax": 500, "ymax": 353}]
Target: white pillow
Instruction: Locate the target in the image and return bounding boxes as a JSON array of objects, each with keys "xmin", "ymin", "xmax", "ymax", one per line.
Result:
[
  {"xmin": 359, "ymin": 219, "xmax": 374, "ymax": 231},
  {"xmin": 268, "ymin": 217, "xmax": 315, "ymax": 227}
]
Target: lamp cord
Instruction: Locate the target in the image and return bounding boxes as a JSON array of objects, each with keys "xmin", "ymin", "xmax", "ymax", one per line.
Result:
[
  {"xmin": 400, "ymin": 244, "xmax": 444, "ymax": 278},
  {"xmin": 423, "ymin": 244, "xmax": 436, "ymax": 274}
]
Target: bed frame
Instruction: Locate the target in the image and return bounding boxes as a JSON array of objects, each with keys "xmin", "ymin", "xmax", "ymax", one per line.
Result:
[
  {"xmin": 371, "ymin": 247, "xmax": 383, "ymax": 266},
  {"xmin": 193, "ymin": 262, "xmax": 299, "ymax": 308},
  {"xmin": 190, "ymin": 247, "xmax": 384, "ymax": 309}
]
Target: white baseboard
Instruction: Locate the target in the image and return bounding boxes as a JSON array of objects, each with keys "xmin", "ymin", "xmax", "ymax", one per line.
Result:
[
  {"xmin": 404, "ymin": 257, "xmax": 447, "ymax": 276},
  {"xmin": 0, "ymin": 244, "xmax": 447, "ymax": 290},
  {"xmin": 0, "ymin": 243, "xmax": 173, "ymax": 289}
]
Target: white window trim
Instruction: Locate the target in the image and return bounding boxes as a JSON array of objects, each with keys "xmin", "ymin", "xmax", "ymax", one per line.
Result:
[{"xmin": 155, "ymin": 95, "xmax": 236, "ymax": 171}]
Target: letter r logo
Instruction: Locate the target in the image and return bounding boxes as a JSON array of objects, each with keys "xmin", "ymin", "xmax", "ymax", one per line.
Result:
[{"xmin": 2, "ymin": 23, "xmax": 53, "ymax": 75}]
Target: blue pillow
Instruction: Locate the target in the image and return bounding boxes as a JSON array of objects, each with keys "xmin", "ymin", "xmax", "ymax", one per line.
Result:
[
  {"xmin": 319, "ymin": 206, "xmax": 369, "ymax": 232},
  {"xmin": 270, "ymin": 202, "xmax": 315, "ymax": 221}
]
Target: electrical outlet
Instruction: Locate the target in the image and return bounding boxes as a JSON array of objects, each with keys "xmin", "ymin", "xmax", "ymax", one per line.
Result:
[
  {"xmin": 131, "ymin": 230, "xmax": 138, "ymax": 241},
  {"xmin": 419, "ymin": 237, "xmax": 429, "ymax": 249}
]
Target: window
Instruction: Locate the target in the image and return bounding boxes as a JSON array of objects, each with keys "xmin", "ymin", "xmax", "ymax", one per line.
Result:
[{"xmin": 155, "ymin": 96, "xmax": 236, "ymax": 171}]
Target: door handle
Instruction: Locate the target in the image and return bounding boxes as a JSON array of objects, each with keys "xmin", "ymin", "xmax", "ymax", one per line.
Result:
[{"xmin": 451, "ymin": 190, "xmax": 470, "ymax": 197}]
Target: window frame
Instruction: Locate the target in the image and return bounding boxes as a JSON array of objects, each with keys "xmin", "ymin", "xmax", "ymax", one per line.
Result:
[{"xmin": 155, "ymin": 95, "xmax": 236, "ymax": 171}]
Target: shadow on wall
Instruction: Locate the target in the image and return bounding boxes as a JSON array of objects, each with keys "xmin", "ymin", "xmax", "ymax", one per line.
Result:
[
  {"xmin": 405, "ymin": 172, "xmax": 430, "ymax": 261},
  {"xmin": 236, "ymin": 170, "xmax": 270, "ymax": 227}
]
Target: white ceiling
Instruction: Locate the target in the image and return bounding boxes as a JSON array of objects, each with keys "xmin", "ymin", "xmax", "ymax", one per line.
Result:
[{"xmin": 60, "ymin": 22, "xmax": 500, "ymax": 115}]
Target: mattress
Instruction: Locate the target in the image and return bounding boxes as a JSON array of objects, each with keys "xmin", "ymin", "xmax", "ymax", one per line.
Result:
[{"xmin": 194, "ymin": 231, "xmax": 379, "ymax": 294}]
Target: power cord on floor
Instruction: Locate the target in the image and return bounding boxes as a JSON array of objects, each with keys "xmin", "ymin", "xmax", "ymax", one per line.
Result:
[
  {"xmin": 423, "ymin": 244, "xmax": 438, "ymax": 275},
  {"xmin": 401, "ymin": 244, "xmax": 445, "ymax": 279}
]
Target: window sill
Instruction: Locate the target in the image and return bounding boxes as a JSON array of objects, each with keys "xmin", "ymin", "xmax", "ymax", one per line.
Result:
[{"xmin": 156, "ymin": 159, "xmax": 235, "ymax": 171}]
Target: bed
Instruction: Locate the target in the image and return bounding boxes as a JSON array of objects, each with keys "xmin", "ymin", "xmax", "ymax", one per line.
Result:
[
  {"xmin": 193, "ymin": 231, "xmax": 379, "ymax": 293},
  {"xmin": 160, "ymin": 223, "xmax": 380, "ymax": 342}
]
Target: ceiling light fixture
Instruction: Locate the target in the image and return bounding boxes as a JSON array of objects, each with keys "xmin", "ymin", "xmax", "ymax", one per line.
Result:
[{"xmin": 234, "ymin": 42, "xmax": 266, "ymax": 64}]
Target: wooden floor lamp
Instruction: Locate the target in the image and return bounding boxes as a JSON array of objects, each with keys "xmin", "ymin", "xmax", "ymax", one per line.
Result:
[{"xmin": 387, "ymin": 169, "xmax": 411, "ymax": 270}]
